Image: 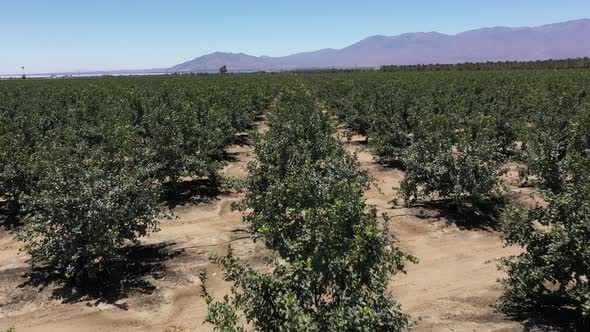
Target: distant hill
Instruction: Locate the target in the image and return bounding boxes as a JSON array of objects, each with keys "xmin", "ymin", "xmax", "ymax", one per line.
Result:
[{"xmin": 171, "ymin": 19, "xmax": 590, "ymax": 71}]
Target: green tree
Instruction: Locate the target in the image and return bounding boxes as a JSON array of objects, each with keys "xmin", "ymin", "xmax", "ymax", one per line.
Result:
[
  {"xmin": 17, "ymin": 130, "xmax": 163, "ymax": 281},
  {"xmin": 497, "ymin": 154, "xmax": 590, "ymax": 321},
  {"xmin": 201, "ymin": 88, "xmax": 415, "ymax": 331},
  {"xmin": 400, "ymin": 114, "xmax": 506, "ymax": 212}
]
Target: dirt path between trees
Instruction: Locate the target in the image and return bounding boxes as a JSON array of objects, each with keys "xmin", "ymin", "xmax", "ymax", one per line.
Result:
[{"xmin": 341, "ymin": 133, "xmax": 524, "ymax": 332}]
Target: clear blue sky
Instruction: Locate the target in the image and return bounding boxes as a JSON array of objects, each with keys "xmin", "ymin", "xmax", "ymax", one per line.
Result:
[{"xmin": 1, "ymin": 0, "xmax": 589, "ymax": 74}]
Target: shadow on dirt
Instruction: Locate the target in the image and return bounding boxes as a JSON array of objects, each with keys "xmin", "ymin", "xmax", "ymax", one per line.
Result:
[
  {"xmin": 502, "ymin": 297, "xmax": 589, "ymax": 331},
  {"xmin": 222, "ymin": 151, "xmax": 240, "ymax": 163},
  {"xmin": 20, "ymin": 242, "xmax": 183, "ymax": 309},
  {"xmin": 232, "ymin": 132, "xmax": 252, "ymax": 147},
  {"xmin": 163, "ymin": 178, "xmax": 228, "ymax": 209},
  {"xmin": 0, "ymin": 200, "xmax": 22, "ymax": 231},
  {"xmin": 412, "ymin": 197, "xmax": 506, "ymax": 231},
  {"xmin": 378, "ymin": 158, "xmax": 406, "ymax": 171}
]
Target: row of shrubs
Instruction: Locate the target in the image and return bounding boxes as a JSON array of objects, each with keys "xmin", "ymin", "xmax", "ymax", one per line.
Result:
[
  {"xmin": 0, "ymin": 76, "xmax": 275, "ymax": 282},
  {"xmin": 309, "ymin": 71, "xmax": 590, "ymax": 325},
  {"xmin": 201, "ymin": 87, "xmax": 417, "ymax": 331}
]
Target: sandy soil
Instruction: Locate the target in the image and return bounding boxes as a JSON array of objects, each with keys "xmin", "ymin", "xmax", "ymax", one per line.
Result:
[
  {"xmin": 341, "ymin": 133, "xmax": 526, "ymax": 332},
  {"xmin": 0, "ymin": 120, "xmax": 534, "ymax": 331}
]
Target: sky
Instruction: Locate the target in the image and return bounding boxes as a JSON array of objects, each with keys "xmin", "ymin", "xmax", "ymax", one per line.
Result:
[{"xmin": 1, "ymin": 0, "xmax": 589, "ymax": 74}]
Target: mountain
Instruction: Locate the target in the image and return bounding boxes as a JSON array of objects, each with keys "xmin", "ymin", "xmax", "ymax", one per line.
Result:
[
  {"xmin": 171, "ymin": 52, "xmax": 268, "ymax": 71},
  {"xmin": 171, "ymin": 19, "xmax": 590, "ymax": 71}
]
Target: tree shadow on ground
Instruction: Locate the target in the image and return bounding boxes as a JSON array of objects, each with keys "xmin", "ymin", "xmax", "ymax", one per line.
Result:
[
  {"xmin": 232, "ymin": 132, "xmax": 252, "ymax": 147},
  {"xmin": 349, "ymin": 137, "xmax": 369, "ymax": 146},
  {"xmin": 378, "ymin": 158, "xmax": 406, "ymax": 171},
  {"xmin": 0, "ymin": 200, "xmax": 21, "ymax": 231},
  {"xmin": 20, "ymin": 242, "xmax": 183, "ymax": 309},
  {"xmin": 339, "ymin": 132, "xmax": 369, "ymax": 147},
  {"xmin": 412, "ymin": 197, "xmax": 506, "ymax": 231},
  {"xmin": 502, "ymin": 297, "xmax": 589, "ymax": 331},
  {"xmin": 254, "ymin": 114, "xmax": 267, "ymax": 122},
  {"xmin": 222, "ymin": 132, "xmax": 253, "ymax": 163},
  {"xmin": 163, "ymin": 178, "xmax": 228, "ymax": 209}
]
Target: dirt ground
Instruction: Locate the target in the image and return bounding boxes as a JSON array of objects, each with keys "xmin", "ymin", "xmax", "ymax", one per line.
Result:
[
  {"xmin": 341, "ymin": 134, "xmax": 525, "ymax": 332},
  {"xmin": 0, "ymin": 120, "xmax": 534, "ymax": 331}
]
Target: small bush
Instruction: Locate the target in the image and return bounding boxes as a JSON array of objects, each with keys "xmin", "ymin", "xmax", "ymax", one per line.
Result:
[
  {"xmin": 400, "ymin": 114, "xmax": 506, "ymax": 212},
  {"xmin": 497, "ymin": 155, "xmax": 590, "ymax": 319},
  {"xmin": 520, "ymin": 106, "xmax": 590, "ymax": 193},
  {"xmin": 17, "ymin": 141, "xmax": 163, "ymax": 281}
]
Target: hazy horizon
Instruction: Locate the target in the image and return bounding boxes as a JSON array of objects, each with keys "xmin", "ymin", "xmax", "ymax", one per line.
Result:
[{"xmin": 2, "ymin": 0, "xmax": 590, "ymax": 74}]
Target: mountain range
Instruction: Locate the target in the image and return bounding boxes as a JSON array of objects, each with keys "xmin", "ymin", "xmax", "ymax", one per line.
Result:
[{"xmin": 171, "ymin": 19, "xmax": 590, "ymax": 71}]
